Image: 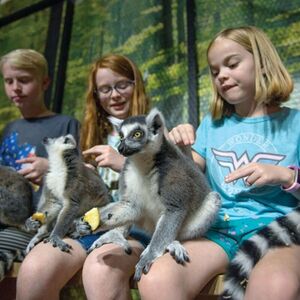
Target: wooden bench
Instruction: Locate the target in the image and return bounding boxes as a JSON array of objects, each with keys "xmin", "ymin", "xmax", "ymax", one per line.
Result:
[{"xmin": 1, "ymin": 262, "xmax": 224, "ymax": 300}]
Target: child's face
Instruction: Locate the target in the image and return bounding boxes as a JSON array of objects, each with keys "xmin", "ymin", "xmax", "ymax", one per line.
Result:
[
  {"xmin": 208, "ymin": 37, "xmax": 256, "ymax": 114},
  {"xmin": 95, "ymin": 68, "xmax": 133, "ymax": 119},
  {"xmin": 2, "ymin": 63, "xmax": 48, "ymax": 109}
]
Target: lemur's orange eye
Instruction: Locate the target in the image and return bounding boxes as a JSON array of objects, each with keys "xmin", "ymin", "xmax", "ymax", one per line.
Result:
[{"xmin": 133, "ymin": 130, "xmax": 143, "ymax": 139}]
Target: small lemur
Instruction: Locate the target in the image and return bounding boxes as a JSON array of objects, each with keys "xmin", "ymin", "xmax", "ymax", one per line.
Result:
[
  {"xmin": 85, "ymin": 108, "xmax": 221, "ymax": 281},
  {"xmin": 221, "ymin": 208, "xmax": 300, "ymax": 300},
  {"xmin": 26, "ymin": 134, "xmax": 110, "ymax": 253},
  {"xmin": 0, "ymin": 165, "xmax": 33, "ymax": 280},
  {"xmin": 0, "ymin": 165, "xmax": 33, "ymax": 230}
]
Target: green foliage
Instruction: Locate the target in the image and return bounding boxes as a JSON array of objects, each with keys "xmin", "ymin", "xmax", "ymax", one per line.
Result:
[
  {"xmin": 0, "ymin": 0, "xmax": 41, "ymax": 18},
  {"xmin": 1, "ymin": 0, "xmax": 300, "ymax": 132}
]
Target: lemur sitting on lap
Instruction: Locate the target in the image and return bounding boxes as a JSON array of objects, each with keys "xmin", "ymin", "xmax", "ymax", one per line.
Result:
[
  {"xmin": 78, "ymin": 108, "xmax": 221, "ymax": 281},
  {"xmin": 0, "ymin": 165, "xmax": 33, "ymax": 280},
  {"xmin": 0, "ymin": 165, "xmax": 33, "ymax": 230},
  {"xmin": 26, "ymin": 134, "xmax": 110, "ymax": 253}
]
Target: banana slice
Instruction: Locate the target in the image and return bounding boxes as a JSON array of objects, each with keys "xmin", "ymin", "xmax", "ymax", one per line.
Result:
[
  {"xmin": 83, "ymin": 207, "xmax": 100, "ymax": 231},
  {"xmin": 32, "ymin": 212, "xmax": 46, "ymax": 224}
]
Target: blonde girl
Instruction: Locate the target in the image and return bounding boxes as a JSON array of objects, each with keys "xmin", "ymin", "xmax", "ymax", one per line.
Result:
[{"xmin": 139, "ymin": 26, "xmax": 300, "ymax": 300}]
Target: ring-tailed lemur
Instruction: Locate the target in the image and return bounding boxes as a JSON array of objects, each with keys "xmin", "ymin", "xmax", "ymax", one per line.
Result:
[
  {"xmin": 0, "ymin": 165, "xmax": 33, "ymax": 280},
  {"xmin": 0, "ymin": 165, "xmax": 33, "ymax": 230},
  {"xmin": 26, "ymin": 134, "xmax": 110, "ymax": 253},
  {"xmin": 221, "ymin": 207, "xmax": 300, "ymax": 300},
  {"xmin": 84, "ymin": 108, "xmax": 221, "ymax": 281}
]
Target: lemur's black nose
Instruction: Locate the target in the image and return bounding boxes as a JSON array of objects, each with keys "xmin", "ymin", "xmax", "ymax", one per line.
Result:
[{"xmin": 43, "ymin": 137, "xmax": 49, "ymax": 144}]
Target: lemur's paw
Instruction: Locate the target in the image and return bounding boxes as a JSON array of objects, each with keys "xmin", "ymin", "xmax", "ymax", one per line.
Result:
[
  {"xmin": 25, "ymin": 241, "xmax": 36, "ymax": 254},
  {"xmin": 70, "ymin": 218, "xmax": 92, "ymax": 238},
  {"xmin": 25, "ymin": 217, "xmax": 41, "ymax": 231},
  {"xmin": 166, "ymin": 240, "xmax": 190, "ymax": 264},
  {"xmin": 44, "ymin": 236, "xmax": 72, "ymax": 252},
  {"xmin": 134, "ymin": 257, "xmax": 153, "ymax": 281},
  {"xmin": 88, "ymin": 229, "xmax": 131, "ymax": 254},
  {"xmin": 0, "ymin": 250, "xmax": 15, "ymax": 281},
  {"xmin": 133, "ymin": 246, "xmax": 156, "ymax": 281}
]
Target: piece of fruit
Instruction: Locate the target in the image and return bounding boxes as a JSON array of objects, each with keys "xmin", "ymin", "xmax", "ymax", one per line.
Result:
[
  {"xmin": 30, "ymin": 183, "xmax": 40, "ymax": 192},
  {"xmin": 32, "ymin": 212, "xmax": 46, "ymax": 224},
  {"xmin": 83, "ymin": 207, "xmax": 100, "ymax": 231},
  {"xmin": 223, "ymin": 213, "xmax": 230, "ymax": 221}
]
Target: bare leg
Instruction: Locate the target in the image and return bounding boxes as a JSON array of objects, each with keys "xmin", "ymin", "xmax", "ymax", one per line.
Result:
[
  {"xmin": 245, "ymin": 245, "xmax": 300, "ymax": 300},
  {"xmin": 82, "ymin": 239, "xmax": 144, "ymax": 300},
  {"xmin": 138, "ymin": 239, "xmax": 228, "ymax": 300},
  {"xmin": 16, "ymin": 238, "xmax": 86, "ymax": 300}
]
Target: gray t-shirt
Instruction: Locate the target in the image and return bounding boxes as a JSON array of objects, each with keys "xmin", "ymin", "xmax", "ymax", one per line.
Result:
[{"xmin": 0, "ymin": 114, "xmax": 80, "ymax": 207}]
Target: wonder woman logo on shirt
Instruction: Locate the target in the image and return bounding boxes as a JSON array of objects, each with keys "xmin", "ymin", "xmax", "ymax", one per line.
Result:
[{"xmin": 212, "ymin": 148, "xmax": 285, "ymax": 185}]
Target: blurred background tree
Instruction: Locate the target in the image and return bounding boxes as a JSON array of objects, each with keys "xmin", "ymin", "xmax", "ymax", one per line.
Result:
[{"xmin": 1, "ymin": 0, "xmax": 300, "ymax": 136}]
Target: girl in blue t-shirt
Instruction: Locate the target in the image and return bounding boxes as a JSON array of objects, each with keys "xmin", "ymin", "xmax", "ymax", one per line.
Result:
[{"xmin": 138, "ymin": 26, "xmax": 300, "ymax": 300}]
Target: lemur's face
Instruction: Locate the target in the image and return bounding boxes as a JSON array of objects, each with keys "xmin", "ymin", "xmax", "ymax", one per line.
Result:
[
  {"xmin": 118, "ymin": 109, "xmax": 164, "ymax": 157},
  {"xmin": 43, "ymin": 134, "xmax": 76, "ymax": 154},
  {"xmin": 118, "ymin": 116, "xmax": 148, "ymax": 157}
]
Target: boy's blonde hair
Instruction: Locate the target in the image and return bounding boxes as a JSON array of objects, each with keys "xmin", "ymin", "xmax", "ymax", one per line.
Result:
[
  {"xmin": 207, "ymin": 26, "xmax": 294, "ymax": 120},
  {"xmin": 0, "ymin": 49, "xmax": 48, "ymax": 80},
  {"xmin": 80, "ymin": 54, "xmax": 150, "ymax": 152}
]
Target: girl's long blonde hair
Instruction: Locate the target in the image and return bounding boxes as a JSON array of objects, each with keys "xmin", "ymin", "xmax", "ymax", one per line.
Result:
[
  {"xmin": 207, "ymin": 26, "xmax": 294, "ymax": 120},
  {"xmin": 80, "ymin": 54, "xmax": 150, "ymax": 151}
]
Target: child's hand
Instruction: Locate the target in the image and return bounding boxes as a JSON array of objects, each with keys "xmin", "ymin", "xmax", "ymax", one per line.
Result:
[
  {"xmin": 17, "ymin": 156, "xmax": 49, "ymax": 185},
  {"xmin": 224, "ymin": 163, "xmax": 295, "ymax": 188},
  {"xmin": 168, "ymin": 124, "xmax": 195, "ymax": 146},
  {"xmin": 83, "ymin": 145, "xmax": 125, "ymax": 172}
]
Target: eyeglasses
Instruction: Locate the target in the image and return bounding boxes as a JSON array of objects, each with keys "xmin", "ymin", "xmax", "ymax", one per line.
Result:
[{"xmin": 94, "ymin": 80, "xmax": 135, "ymax": 100}]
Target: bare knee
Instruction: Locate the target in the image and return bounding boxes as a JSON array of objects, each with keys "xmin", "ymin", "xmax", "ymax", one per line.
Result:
[
  {"xmin": 83, "ymin": 246, "xmax": 130, "ymax": 283},
  {"xmin": 138, "ymin": 268, "xmax": 168, "ymax": 297},
  {"xmin": 17, "ymin": 240, "xmax": 85, "ymax": 300},
  {"xmin": 83, "ymin": 244, "xmax": 139, "ymax": 299},
  {"xmin": 138, "ymin": 263, "xmax": 185, "ymax": 300},
  {"xmin": 17, "ymin": 253, "xmax": 52, "ymax": 300},
  {"xmin": 246, "ymin": 266, "xmax": 299, "ymax": 300},
  {"xmin": 18, "ymin": 253, "xmax": 45, "ymax": 284}
]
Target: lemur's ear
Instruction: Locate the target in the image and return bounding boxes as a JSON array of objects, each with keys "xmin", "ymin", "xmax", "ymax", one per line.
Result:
[{"xmin": 146, "ymin": 108, "xmax": 165, "ymax": 135}]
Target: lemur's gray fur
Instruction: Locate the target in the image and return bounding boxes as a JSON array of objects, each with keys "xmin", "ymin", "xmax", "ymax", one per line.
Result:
[
  {"xmin": 0, "ymin": 166, "xmax": 33, "ymax": 280},
  {"xmin": 0, "ymin": 165, "xmax": 33, "ymax": 230},
  {"xmin": 221, "ymin": 207, "xmax": 300, "ymax": 300},
  {"xmin": 26, "ymin": 134, "xmax": 110, "ymax": 253},
  {"xmin": 84, "ymin": 108, "xmax": 221, "ymax": 281}
]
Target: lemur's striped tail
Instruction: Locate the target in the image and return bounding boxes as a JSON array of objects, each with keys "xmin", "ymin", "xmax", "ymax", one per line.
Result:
[{"xmin": 220, "ymin": 207, "xmax": 300, "ymax": 300}]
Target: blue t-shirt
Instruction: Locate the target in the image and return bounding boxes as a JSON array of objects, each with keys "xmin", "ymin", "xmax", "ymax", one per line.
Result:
[{"xmin": 193, "ymin": 107, "xmax": 300, "ymax": 224}]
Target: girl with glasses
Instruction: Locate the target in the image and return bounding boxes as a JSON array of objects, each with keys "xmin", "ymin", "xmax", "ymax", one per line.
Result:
[{"xmin": 17, "ymin": 54, "xmax": 151, "ymax": 300}]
